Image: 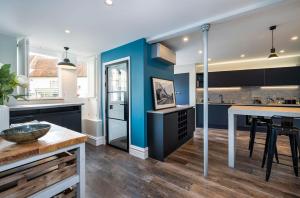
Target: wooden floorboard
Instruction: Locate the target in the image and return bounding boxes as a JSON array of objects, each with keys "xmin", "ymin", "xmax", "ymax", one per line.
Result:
[{"xmin": 86, "ymin": 129, "xmax": 300, "ymax": 198}]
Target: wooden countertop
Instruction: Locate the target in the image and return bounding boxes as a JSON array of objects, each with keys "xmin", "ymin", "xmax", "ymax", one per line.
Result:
[
  {"xmin": 147, "ymin": 105, "xmax": 194, "ymax": 114},
  {"xmin": 197, "ymin": 103, "xmax": 300, "ymax": 107},
  {"xmin": 0, "ymin": 122, "xmax": 87, "ymax": 165},
  {"xmin": 229, "ymin": 105, "xmax": 300, "ymax": 117}
]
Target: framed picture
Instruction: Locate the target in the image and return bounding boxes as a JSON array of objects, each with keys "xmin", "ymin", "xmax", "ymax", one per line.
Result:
[{"xmin": 152, "ymin": 77, "xmax": 176, "ymax": 110}]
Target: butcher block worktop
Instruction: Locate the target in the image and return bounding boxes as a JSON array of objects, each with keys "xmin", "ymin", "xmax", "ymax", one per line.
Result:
[{"xmin": 0, "ymin": 122, "xmax": 87, "ymax": 165}]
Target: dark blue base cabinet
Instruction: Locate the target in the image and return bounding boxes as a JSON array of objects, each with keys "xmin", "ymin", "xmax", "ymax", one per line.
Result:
[
  {"xmin": 147, "ymin": 107, "xmax": 195, "ymax": 161},
  {"xmin": 10, "ymin": 105, "xmax": 82, "ymax": 132},
  {"xmin": 196, "ymin": 104, "xmax": 247, "ymax": 130}
]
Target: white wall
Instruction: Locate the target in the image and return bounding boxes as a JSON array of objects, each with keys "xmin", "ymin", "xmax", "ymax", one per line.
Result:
[
  {"xmin": 0, "ymin": 33, "xmax": 17, "ymax": 72},
  {"xmin": 174, "ymin": 64, "xmax": 196, "ymax": 106}
]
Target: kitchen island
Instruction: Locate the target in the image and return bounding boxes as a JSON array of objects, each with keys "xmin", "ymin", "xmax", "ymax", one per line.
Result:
[
  {"xmin": 0, "ymin": 122, "xmax": 87, "ymax": 198},
  {"xmin": 196, "ymin": 103, "xmax": 300, "ymax": 130},
  {"xmin": 228, "ymin": 105, "xmax": 300, "ymax": 168}
]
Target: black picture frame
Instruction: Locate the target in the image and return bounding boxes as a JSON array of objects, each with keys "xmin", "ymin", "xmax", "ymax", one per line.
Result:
[{"xmin": 151, "ymin": 77, "xmax": 176, "ymax": 110}]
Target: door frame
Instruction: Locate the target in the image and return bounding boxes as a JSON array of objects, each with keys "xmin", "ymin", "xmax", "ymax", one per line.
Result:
[{"xmin": 102, "ymin": 57, "xmax": 131, "ymax": 151}]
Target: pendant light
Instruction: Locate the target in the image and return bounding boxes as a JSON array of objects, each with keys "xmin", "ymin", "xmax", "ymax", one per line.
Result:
[
  {"xmin": 268, "ymin": 25, "xmax": 278, "ymax": 59},
  {"xmin": 57, "ymin": 47, "xmax": 76, "ymax": 69}
]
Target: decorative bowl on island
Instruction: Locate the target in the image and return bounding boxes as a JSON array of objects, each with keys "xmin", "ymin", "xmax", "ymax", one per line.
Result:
[{"xmin": 0, "ymin": 124, "xmax": 51, "ymax": 144}]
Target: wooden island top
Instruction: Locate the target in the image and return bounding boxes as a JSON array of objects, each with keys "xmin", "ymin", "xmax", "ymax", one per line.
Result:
[{"xmin": 0, "ymin": 122, "xmax": 87, "ymax": 165}]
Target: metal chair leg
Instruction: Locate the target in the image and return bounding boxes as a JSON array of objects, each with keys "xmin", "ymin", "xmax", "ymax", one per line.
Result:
[
  {"xmin": 249, "ymin": 118, "xmax": 257, "ymax": 158},
  {"xmin": 289, "ymin": 134, "xmax": 299, "ymax": 177},
  {"xmin": 275, "ymin": 145, "xmax": 279, "ymax": 164},
  {"xmin": 262, "ymin": 126, "xmax": 271, "ymax": 168},
  {"xmin": 266, "ymin": 128, "xmax": 277, "ymax": 181}
]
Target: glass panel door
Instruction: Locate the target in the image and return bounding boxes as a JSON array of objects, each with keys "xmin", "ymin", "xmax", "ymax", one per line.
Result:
[{"xmin": 106, "ymin": 61, "xmax": 129, "ymax": 151}]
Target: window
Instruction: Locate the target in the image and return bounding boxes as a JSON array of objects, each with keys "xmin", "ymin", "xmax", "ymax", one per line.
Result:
[
  {"xmin": 28, "ymin": 53, "xmax": 60, "ymax": 99},
  {"xmin": 76, "ymin": 57, "xmax": 96, "ymax": 98},
  {"xmin": 76, "ymin": 62, "xmax": 88, "ymax": 97}
]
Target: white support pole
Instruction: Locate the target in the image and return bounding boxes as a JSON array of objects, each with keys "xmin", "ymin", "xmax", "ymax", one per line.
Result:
[{"xmin": 201, "ymin": 23, "xmax": 210, "ymax": 177}]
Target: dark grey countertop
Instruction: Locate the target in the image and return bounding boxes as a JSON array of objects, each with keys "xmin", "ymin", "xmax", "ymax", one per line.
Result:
[
  {"xmin": 197, "ymin": 103, "xmax": 300, "ymax": 107},
  {"xmin": 147, "ymin": 105, "xmax": 194, "ymax": 114},
  {"xmin": 9, "ymin": 103, "xmax": 84, "ymax": 111}
]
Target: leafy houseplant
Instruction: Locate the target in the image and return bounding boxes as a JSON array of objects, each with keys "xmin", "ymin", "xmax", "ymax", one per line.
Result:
[{"xmin": 0, "ymin": 64, "xmax": 29, "ymax": 105}]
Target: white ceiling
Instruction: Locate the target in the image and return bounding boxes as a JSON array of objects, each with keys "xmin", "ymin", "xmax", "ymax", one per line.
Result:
[
  {"xmin": 163, "ymin": 0, "xmax": 300, "ymax": 66},
  {"xmin": 0, "ymin": 0, "xmax": 278, "ymax": 56}
]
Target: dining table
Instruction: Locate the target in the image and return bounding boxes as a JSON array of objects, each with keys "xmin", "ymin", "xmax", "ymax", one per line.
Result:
[{"xmin": 228, "ymin": 105, "xmax": 300, "ymax": 168}]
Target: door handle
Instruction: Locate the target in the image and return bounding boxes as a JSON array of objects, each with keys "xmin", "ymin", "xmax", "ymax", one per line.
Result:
[{"xmin": 176, "ymin": 91, "xmax": 181, "ymax": 94}]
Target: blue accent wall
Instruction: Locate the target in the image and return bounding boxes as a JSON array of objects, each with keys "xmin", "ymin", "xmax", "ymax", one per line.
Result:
[
  {"xmin": 101, "ymin": 38, "xmax": 174, "ymax": 148},
  {"xmin": 144, "ymin": 44, "xmax": 174, "ymax": 145}
]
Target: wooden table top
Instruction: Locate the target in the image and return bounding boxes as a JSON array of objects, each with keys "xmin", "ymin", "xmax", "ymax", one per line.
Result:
[
  {"xmin": 0, "ymin": 122, "xmax": 87, "ymax": 165},
  {"xmin": 229, "ymin": 105, "xmax": 300, "ymax": 117}
]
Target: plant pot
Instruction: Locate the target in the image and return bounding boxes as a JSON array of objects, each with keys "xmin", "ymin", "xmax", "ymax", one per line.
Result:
[{"xmin": 0, "ymin": 105, "xmax": 9, "ymax": 132}]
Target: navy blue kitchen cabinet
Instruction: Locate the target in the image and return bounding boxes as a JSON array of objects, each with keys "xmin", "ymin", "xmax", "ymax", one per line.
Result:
[
  {"xmin": 197, "ymin": 66, "xmax": 300, "ymax": 87},
  {"xmin": 196, "ymin": 104, "xmax": 246, "ymax": 130},
  {"xmin": 10, "ymin": 105, "xmax": 82, "ymax": 132},
  {"xmin": 147, "ymin": 107, "xmax": 195, "ymax": 161},
  {"xmin": 265, "ymin": 66, "xmax": 300, "ymax": 85},
  {"xmin": 208, "ymin": 69, "xmax": 265, "ymax": 87}
]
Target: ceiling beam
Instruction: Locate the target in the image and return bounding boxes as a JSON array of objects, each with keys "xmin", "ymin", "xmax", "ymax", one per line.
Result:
[{"xmin": 146, "ymin": 0, "xmax": 283, "ymax": 44}]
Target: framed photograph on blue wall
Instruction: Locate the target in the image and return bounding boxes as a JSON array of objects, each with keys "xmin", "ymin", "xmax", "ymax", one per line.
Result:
[{"xmin": 152, "ymin": 77, "xmax": 176, "ymax": 110}]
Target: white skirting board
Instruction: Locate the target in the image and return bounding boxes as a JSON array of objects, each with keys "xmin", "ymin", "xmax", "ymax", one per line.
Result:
[
  {"xmin": 129, "ymin": 145, "xmax": 148, "ymax": 160},
  {"xmin": 86, "ymin": 134, "xmax": 105, "ymax": 146},
  {"xmin": 82, "ymin": 118, "xmax": 103, "ymax": 146},
  {"xmin": 0, "ymin": 105, "xmax": 9, "ymax": 131}
]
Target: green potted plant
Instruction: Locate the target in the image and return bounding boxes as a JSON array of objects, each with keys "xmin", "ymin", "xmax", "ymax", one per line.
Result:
[{"xmin": 0, "ymin": 64, "xmax": 29, "ymax": 131}]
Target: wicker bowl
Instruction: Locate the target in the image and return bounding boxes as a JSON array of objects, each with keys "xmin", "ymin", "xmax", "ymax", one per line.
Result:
[{"xmin": 0, "ymin": 124, "xmax": 51, "ymax": 144}]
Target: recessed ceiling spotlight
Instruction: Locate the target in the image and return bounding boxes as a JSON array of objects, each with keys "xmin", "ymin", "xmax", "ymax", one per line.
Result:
[
  {"xmin": 240, "ymin": 54, "xmax": 245, "ymax": 58},
  {"xmin": 183, "ymin": 37, "xmax": 189, "ymax": 42},
  {"xmin": 208, "ymin": 58, "xmax": 212, "ymax": 62},
  {"xmin": 279, "ymin": 50, "xmax": 285, "ymax": 53},
  {"xmin": 198, "ymin": 50, "xmax": 203, "ymax": 54},
  {"xmin": 105, "ymin": 0, "xmax": 113, "ymax": 6},
  {"xmin": 291, "ymin": 36, "xmax": 298, "ymax": 41},
  {"xmin": 65, "ymin": 29, "xmax": 71, "ymax": 34}
]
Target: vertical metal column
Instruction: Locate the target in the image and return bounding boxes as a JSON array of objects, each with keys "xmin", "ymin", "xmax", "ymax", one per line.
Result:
[{"xmin": 201, "ymin": 23, "xmax": 210, "ymax": 177}]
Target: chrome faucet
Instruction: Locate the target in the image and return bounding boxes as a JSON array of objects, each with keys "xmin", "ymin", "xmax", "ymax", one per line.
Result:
[
  {"xmin": 219, "ymin": 94, "xmax": 224, "ymax": 104},
  {"xmin": 266, "ymin": 96, "xmax": 275, "ymax": 104}
]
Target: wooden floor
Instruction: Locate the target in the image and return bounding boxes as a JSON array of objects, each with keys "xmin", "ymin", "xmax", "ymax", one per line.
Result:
[{"xmin": 85, "ymin": 129, "xmax": 300, "ymax": 198}]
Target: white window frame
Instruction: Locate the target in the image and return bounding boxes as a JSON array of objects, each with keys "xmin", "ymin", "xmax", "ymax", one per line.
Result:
[
  {"xmin": 27, "ymin": 52, "xmax": 62, "ymax": 100},
  {"xmin": 77, "ymin": 56, "xmax": 97, "ymax": 98}
]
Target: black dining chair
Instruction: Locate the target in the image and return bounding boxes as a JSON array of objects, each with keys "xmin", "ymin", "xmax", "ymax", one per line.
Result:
[
  {"xmin": 264, "ymin": 116, "xmax": 299, "ymax": 181},
  {"xmin": 248, "ymin": 116, "xmax": 279, "ymax": 164}
]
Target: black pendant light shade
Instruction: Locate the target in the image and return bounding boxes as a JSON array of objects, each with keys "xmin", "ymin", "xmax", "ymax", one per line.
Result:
[
  {"xmin": 57, "ymin": 47, "xmax": 76, "ymax": 69},
  {"xmin": 268, "ymin": 26, "xmax": 279, "ymax": 59}
]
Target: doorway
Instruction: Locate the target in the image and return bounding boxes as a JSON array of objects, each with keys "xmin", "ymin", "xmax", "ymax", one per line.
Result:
[{"xmin": 105, "ymin": 60, "xmax": 129, "ymax": 152}]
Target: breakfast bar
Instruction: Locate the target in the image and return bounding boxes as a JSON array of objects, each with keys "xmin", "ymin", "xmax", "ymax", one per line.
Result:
[
  {"xmin": 0, "ymin": 122, "xmax": 87, "ymax": 198},
  {"xmin": 228, "ymin": 106, "xmax": 300, "ymax": 168}
]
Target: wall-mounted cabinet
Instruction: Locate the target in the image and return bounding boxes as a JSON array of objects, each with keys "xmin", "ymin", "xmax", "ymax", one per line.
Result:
[
  {"xmin": 196, "ymin": 66, "xmax": 300, "ymax": 88},
  {"xmin": 265, "ymin": 67, "xmax": 300, "ymax": 86},
  {"xmin": 208, "ymin": 69, "xmax": 264, "ymax": 87}
]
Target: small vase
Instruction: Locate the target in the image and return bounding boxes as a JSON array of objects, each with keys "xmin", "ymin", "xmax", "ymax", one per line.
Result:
[{"xmin": 0, "ymin": 105, "xmax": 9, "ymax": 132}]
